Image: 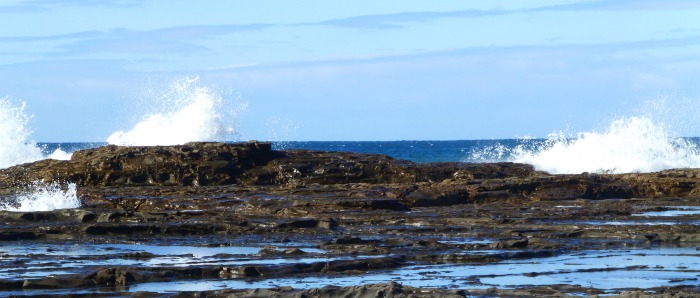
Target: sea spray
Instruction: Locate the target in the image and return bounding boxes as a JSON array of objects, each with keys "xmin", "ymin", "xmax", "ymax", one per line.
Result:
[
  {"xmin": 266, "ymin": 116, "xmax": 302, "ymax": 150},
  {"xmin": 46, "ymin": 148, "xmax": 73, "ymax": 160},
  {"xmin": 0, "ymin": 181, "xmax": 80, "ymax": 212},
  {"xmin": 0, "ymin": 97, "xmax": 46, "ymax": 169},
  {"xmin": 509, "ymin": 116, "xmax": 700, "ymax": 174},
  {"xmin": 107, "ymin": 76, "xmax": 247, "ymax": 146}
]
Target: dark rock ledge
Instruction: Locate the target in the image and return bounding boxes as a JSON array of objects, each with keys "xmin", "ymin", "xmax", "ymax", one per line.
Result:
[
  {"xmin": 0, "ymin": 142, "xmax": 699, "ymax": 297},
  {"xmin": 3, "ymin": 141, "xmax": 700, "ymax": 202}
]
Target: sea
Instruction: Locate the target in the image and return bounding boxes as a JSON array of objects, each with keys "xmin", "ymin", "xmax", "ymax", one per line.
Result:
[
  {"xmin": 3, "ymin": 77, "xmax": 700, "ymax": 211},
  {"xmin": 36, "ymin": 136, "xmax": 700, "ymax": 173}
]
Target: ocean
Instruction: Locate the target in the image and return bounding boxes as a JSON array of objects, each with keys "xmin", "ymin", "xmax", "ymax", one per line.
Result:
[
  {"xmin": 37, "ymin": 140, "xmax": 512, "ymax": 163},
  {"xmin": 4, "ymin": 78, "xmax": 700, "ymax": 211},
  {"xmin": 7, "ymin": 134, "xmax": 696, "ymax": 213},
  {"xmin": 5, "ymin": 77, "xmax": 700, "ymax": 175},
  {"xmin": 36, "ymin": 134, "xmax": 700, "ymax": 174}
]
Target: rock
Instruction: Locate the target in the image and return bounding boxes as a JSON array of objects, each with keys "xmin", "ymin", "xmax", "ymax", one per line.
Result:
[
  {"xmin": 4, "ymin": 141, "xmax": 700, "ymax": 202},
  {"xmin": 317, "ymin": 218, "xmax": 338, "ymax": 230},
  {"xmin": 491, "ymin": 238, "xmax": 529, "ymax": 249},
  {"xmin": 0, "ymin": 142, "xmax": 278, "ymax": 187},
  {"xmin": 0, "ymin": 231, "xmax": 38, "ymax": 241},
  {"xmin": 276, "ymin": 219, "xmax": 319, "ymax": 229},
  {"xmin": 2, "ymin": 142, "xmax": 700, "ymax": 296},
  {"xmin": 335, "ymin": 198, "xmax": 409, "ymax": 211},
  {"xmin": 284, "ymin": 248, "xmax": 305, "ymax": 255},
  {"xmin": 219, "ymin": 266, "xmax": 263, "ymax": 278},
  {"xmin": 333, "ymin": 237, "xmax": 381, "ymax": 245},
  {"xmin": 22, "ymin": 277, "xmax": 85, "ymax": 289},
  {"xmin": 321, "ymin": 257, "xmax": 404, "ymax": 273},
  {"xmin": 0, "ymin": 280, "xmax": 23, "ymax": 290},
  {"xmin": 88, "ymin": 268, "xmax": 141, "ymax": 286},
  {"xmin": 401, "ymin": 188, "xmax": 472, "ymax": 207}
]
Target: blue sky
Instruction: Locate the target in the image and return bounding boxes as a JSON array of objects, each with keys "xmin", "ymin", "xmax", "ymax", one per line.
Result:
[{"xmin": 1, "ymin": 0, "xmax": 699, "ymax": 141}]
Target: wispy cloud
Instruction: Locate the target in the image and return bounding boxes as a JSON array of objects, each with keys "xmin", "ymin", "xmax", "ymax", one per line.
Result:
[
  {"xmin": 306, "ymin": 9, "xmax": 509, "ymax": 30},
  {"xmin": 57, "ymin": 37, "xmax": 209, "ymax": 56},
  {"xmin": 0, "ymin": 24, "xmax": 272, "ymax": 57},
  {"xmin": 539, "ymin": 0, "xmax": 700, "ymax": 11},
  {"xmin": 0, "ymin": 24, "xmax": 272, "ymax": 42},
  {"xmin": 1, "ymin": 1, "xmax": 697, "ymax": 60},
  {"xmin": 31, "ymin": 0, "xmax": 144, "ymax": 7},
  {"xmin": 0, "ymin": 0, "xmax": 145, "ymax": 12},
  {"xmin": 302, "ymin": 0, "xmax": 699, "ymax": 30},
  {"xmin": 205, "ymin": 33, "xmax": 700, "ymax": 77}
]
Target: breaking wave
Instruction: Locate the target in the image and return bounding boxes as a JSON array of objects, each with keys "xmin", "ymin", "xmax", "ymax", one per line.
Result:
[
  {"xmin": 511, "ymin": 116, "xmax": 700, "ymax": 174},
  {"xmin": 107, "ymin": 76, "xmax": 247, "ymax": 146},
  {"xmin": 0, "ymin": 181, "xmax": 80, "ymax": 212},
  {"xmin": 0, "ymin": 97, "xmax": 71, "ymax": 169}
]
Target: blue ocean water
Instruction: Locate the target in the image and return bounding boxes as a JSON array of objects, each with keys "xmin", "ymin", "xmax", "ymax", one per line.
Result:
[
  {"xmin": 39, "ymin": 142, "xmax": 107, "ymax": 156},
  {"xmin": 38, "ymin": 140, "xmax": 524, "ymax": 164},
  {"xmin": 4, "ymin": 80, "xmax": 700, "ymax": 175},
  {"xmin": 273, "ymin": 140, "xmax": 520, "ymax": 163},
  {"xmin": 5, "ymin": 87, "xmax": 700, "ymax": 214},
  {"xmin": 38, "ymin": 136, "xmax": 700, "ymax": 171}
]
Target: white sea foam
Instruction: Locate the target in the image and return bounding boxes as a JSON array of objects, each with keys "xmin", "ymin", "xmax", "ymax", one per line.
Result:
[
  {"xmin": 0, "ymin": 97, "xmax": 73, "ymax": 169},
  {"xmin": 46, "ymin": 148, "xmax": 73, "ymax": 160},
  {"xmin": 0, "ymin": 181, "xmax": 80, "ymax": 212},
  {"xmin": 107, "ymin": 76, "xmax": 246, "ymax": 146},
  {"xmin": 0, "ymin": 97, "xmax": 45, "ymax": 169},
  {"xmin": 511, "ymin": 116, "xmax": 700, "ymax": 174}
]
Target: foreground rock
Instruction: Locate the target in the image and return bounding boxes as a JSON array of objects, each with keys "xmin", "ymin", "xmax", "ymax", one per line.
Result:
[{"xmin": 0, "ymin": 142, "xmax": 699, "ymax": 297}]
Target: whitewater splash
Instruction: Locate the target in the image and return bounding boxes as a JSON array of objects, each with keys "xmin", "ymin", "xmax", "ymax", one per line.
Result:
[
  {"xmin": 0, "ymin": 97, "xmax": 71, "ymax": 169},
  {"xmin": 47, "ymin": 148, "xmax": 73, "ymax": 160},
  {"xmin": 0, "ymin": 181, "xmax": 80, "ymax": 212},
  {"xmin": 506, "ymin": 116, "xmax": 700, "ymax": 174},
  {"xmin": 107, "ymin": 76, "xmax": 246, "ymax": 146}
]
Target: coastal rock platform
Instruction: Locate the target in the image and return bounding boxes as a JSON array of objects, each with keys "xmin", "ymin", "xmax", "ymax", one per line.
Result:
[{"xmin": 1, "ymin": 142, "xmax": 699, "ymax": 297}]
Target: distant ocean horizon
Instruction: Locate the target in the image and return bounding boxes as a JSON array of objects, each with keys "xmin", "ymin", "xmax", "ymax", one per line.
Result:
[
  {"xmin": 5, "ymin": 77, "xmax": 700, "ymax": 175},
  {"xmin": 5, "ymin": 81, "xmax": 700, "ymax": 213},
  {"xmin": 38, "ymin": 139, "xmax": 522, "ymax": 163},
  {"xmin": 36, "ymin": 136, "xmax": 700, "ymax": 175}
]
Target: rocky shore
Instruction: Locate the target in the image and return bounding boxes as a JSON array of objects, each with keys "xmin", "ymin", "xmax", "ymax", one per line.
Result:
[{"xmin": 1, "ymin": 142, "xmax": 699, "ymax": 297}]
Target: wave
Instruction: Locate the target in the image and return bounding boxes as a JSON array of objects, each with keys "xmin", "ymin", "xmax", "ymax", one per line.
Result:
[
  {"xmin": 107, "ymin": 76, "xmax": 247, "ymax": 146},
  {"xmin": 0, "ymin": 97, "xmax": 71, "ymax": 170},
  {"xmin": 469, "ymin": 116, "xmax": 700, "ymax": 174},
  {"xmin": 0, "ymin": 181, "xmax": 80, "ymax": 212}
]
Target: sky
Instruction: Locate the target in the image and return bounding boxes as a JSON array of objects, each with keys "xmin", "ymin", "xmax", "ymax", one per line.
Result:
[{"xmin": 0, "ymin": 0, "xmax": 699, "ymax": 142}]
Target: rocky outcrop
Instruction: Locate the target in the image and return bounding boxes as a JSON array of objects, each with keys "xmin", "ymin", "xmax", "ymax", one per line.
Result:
[
  {"xmin": 1, "ymin": 142, "xmax": 279, "ymax": 188},
  {"xmin": 0, "ymin": 142, "xmax": 544, "ymax": 188},
  {"xmin": 1, "ymin": 142, "xmax": 700, "ymax": 296},
  {"xmin": 0, "ymin": 142, "xmax": 541, "ymax": 206},
  {"xmin": 3, "ymin": 142, "xmax": 700, "ymax": 202}
]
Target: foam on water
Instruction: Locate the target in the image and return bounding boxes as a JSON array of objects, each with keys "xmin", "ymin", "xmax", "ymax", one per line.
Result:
[
  {"xmin": 0, "ymin": 181, "xmax": 80, "ymax": 212},
  {"xmin": 0, "ymin": 97, "xmax": 71, "ymax": 170},
  {"xmin": 107, "ymin": 76, "xmax": 246, "ymax": 146},
  {"xmin": 0, "ymin": 97, "xmax": 45, "ymax": 169},
  {"xmin": 511, "ymin": 116, "xmax": 700, "ymax": 174},
  {"xmin": 46, "ymin": 148, "xmax": 73, "ymax": 160},
  {"xmin": 0, "ymin": 98, "xmax": 77, "ymax": 211}
]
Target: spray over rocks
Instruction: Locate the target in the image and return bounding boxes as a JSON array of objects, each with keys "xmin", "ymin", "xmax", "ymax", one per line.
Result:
[{"xmin": 107, "ymin": 76, "xmax": 246, "ymax": 146}]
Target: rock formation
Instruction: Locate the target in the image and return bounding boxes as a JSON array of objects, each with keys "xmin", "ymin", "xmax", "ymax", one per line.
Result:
[{"xmin": 0, "ymin": 142, "xmax": 699, "ymax": 297}]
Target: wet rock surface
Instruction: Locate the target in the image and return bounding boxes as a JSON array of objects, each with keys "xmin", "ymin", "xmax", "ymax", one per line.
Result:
[{"xmin": 0, "ymin": 142, "xmax": 699, "ymax": 297}]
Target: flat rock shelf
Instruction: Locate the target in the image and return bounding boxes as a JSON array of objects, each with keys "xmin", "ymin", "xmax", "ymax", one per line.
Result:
[{"xmin": 1, "ymin": 142, "xmax": 699, "ymax": 297}]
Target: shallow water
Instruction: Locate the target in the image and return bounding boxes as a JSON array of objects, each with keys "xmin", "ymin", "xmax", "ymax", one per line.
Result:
[
  {"xmin": 126, "ymin": 247, "xmax": 700, "ymax": 293},
  {"xmin": 581, "ymin": 220, "xmax": 700, "ymax": 226},
  {"xmin": 437, "ymin": 239, "xmax": 493, "ymax": 245},
  {"xmin": 0, "ymin": 242, "xmax": 326, "ymax": 280},
  {"xmin": 634, "ymin": 206, "xmax": 700, "ymax": 217}
]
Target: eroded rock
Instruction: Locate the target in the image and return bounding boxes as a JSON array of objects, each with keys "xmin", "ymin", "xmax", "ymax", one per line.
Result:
[{"xmin": 1, "ymin": 142, "xmax": 700, "ymax": 296}]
